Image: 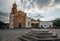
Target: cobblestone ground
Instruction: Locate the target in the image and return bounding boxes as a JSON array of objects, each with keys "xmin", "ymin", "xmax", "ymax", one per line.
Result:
[{"xmin": 0, "ymin": 29, "xmax": 60, "ymax": 41}]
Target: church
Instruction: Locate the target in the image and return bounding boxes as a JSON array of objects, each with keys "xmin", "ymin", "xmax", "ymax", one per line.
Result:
[
  {"xmin": 9, "ymin": 2, "xmax": 53, "ymax": 29},
  {"xmin": 9, "ymin": 2, "xmax": 26, "ymax": 28}
]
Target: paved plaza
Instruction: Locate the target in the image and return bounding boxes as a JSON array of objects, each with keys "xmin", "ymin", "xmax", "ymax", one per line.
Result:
[{"xmin": 0, "ymin": 29, "xmax": 60, "ymax": 41}]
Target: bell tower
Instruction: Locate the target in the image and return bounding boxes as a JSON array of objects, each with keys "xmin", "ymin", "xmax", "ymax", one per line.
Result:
[
  {"xmin": 9, "ymin": 2, "xmax": 19, "ymax": 28},
  {"xmin": 12, "ymin": 2, "xmax": 17, "ymax": 14}
]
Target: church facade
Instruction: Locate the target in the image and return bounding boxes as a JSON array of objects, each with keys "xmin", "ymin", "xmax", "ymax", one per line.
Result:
[{"xmin": 9, "ymin": 2, "xmax": 26, "ymax": 28}]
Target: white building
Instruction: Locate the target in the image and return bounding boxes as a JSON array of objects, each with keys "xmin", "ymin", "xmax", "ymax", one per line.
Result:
[
  {"xmin": 26, "ymin": 18, "xmax": 53, "ymax": 28},
  {"xmin": 26, "ymin": 17, "xmax": 31, "ymax": 28},
  {"xmin": 39, "ymin": 21, "xmax": 53, "ymax": 28},
  {"xmin": 9, "ymin": 13, "xmax": 14, "ymax": 28}
]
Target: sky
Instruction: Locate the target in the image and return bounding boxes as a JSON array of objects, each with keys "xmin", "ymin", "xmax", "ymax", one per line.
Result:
[{"xmin": 0, "ymin": 0, "xmax": 60, "ymax": 23}]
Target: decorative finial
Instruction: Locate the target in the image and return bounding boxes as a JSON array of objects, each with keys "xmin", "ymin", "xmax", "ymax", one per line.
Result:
[
  {"xmin": 13, "ymin": 0, "xmax": 17, "ymax": 5},
  {"xmin": 14, "ymin": 0, "xmax": 16, "ymax": 3}
]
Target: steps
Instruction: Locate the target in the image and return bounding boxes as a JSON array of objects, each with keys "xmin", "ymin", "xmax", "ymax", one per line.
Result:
[{"xmin": 18, "ymin": 30, "xmax": 60, "ymax": 41}]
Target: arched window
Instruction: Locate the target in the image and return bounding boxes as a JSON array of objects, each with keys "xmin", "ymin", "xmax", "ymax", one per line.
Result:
[{"xmin": 28, "ymin": 22, "xmax": 30, "ymax": 26}]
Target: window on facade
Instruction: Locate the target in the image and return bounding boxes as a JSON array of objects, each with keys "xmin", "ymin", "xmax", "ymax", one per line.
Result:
[
  {"xmin": 12, "ymin": 23, "xmax": 13, "ymax": 26},
  {"xmin": 28, "ymin": 22, "xmax": 30, "ymax": 26},
  {"xmin": 41, "ymin": 25, "xmax": 43, "ymax": 27},
  {"xmin": 49, "ymin": 25, "xmax": 51, "ymax": 27},
  {"xmin": 13, "ymin": 14, "xmax": 14, "ymax": 16},
  {"xmin": 44, "ymin": 25, "xmax": 46, "ymax": 26}
]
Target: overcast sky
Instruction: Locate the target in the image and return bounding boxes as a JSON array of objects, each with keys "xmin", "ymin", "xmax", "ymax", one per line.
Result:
[{"xmin": 0, "ymin": 0, "xmax": 60, "ymax": 23}]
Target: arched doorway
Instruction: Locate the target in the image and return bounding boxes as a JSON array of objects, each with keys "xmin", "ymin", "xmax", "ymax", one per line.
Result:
[
  {"xmin": 31, "ymin": 23, "xmax": 39, "ymax": 28},
  {"xmin": 49, "ymin": 25, "xmax": 51, "ymax": 28},
  {"xmin": 35, "ymin": 23, "xmax": 39, "ymax": 27},
  {"xmin": 19, "ymin": 22, "xmax": 21, "ymax": 28},
  {"xmin": 31, "ymin": 23, "xmax": 35, "ymax": 27}
]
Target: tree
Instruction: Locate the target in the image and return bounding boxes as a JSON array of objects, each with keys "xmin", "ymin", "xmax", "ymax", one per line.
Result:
[
  {"xmin": 34, "ymin": 14, "xmax": 44, "ymax": 20},
  {"xmin": 53, "ymin": 18, "xmax": 60, "ymax": 28},
  {"xmin": 0, "ymin": 21, "xmax": 6, "ymax": 29}
]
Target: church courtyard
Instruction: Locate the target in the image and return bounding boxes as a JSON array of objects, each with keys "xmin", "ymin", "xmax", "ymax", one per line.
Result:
[{"xmin": 0, "ymin": 29, "xmax": 60, "ymax": 41}]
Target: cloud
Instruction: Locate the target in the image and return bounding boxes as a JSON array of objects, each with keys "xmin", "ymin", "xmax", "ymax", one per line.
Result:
[
  {"xmin": 54, "ymin": 0, "xmax": 60, "ymax": 4},
  {"xmin": 0, "ymin": 0, "xmax": 60, "ymax": 13},
  {"xmin": 16, "ymin": 0, "xmax": 60, "ymax": 15},
  {"xmin": 0, "ymin": 12, "xmax": 9, "ymax": 23},
  {"xmin": 0, "ymin": 0, "xmax": 60, "ymax": 22},
  {"xmin": 0, "ymin": 0, "xmax": 16, "ymax": 13}
]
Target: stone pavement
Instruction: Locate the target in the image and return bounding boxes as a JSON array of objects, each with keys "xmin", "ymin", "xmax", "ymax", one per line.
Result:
[
  {"xmin": 19, "ymin": 30, "xmax": 60, "ymax": 41},
  {"xmin": 0, "ymin": 29, "xmax": 60, "ymax": 41}
]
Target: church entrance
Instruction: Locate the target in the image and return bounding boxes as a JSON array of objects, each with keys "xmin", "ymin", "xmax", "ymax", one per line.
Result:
[
  {"xmin": 31, "ymin": 23, "xmax": 39, "ymax": 28},
  {"xmin": 35, "ymin": 23, "xmax": 39, "ymax": 27},
  {"xmin": 19, "ymin": 22, "xmax": 21, "ymax": 28},
  {"xmin": 31, "ymin": 23, "xmax": 35, "ymax": 27}
]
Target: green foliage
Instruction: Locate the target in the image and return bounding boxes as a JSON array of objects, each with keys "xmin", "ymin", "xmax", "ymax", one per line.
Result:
[
  {"xmin": 0, "ymin": 20, "xmax": 6, "ymax": 29},
  {"xmin": 53, "ymin": 18, "xmax": 60, "ymax": 27}
]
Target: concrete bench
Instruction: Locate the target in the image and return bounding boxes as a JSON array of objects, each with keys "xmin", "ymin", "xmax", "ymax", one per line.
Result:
[
  {"xmin": 22, "ymin": 34, "xmax": 40, "ymax": 41},
  {"xmin": 18, "ymin": 30, "xmax": 60, "ymax": 41},
  {"xmin": 26, "ymin": 33, "xmax": 57, "ymax": 38},
  {"xmin": 28, "ymin": 32, "xmax": 53, "ymax": 35},
  {"xmin": 38, "ymin": 38, "xmax": 60, "ymax": 41},
  {"xmin": 18, "ymin": 35, "xmax": 60, "ymax": 41},
  {"xmin": 18, "ymin": 37, "xmax": 31, "ymax": 41},
  {"xmin": 31, "ymin": 30, "xmax": 49, "ymax": 33}
]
